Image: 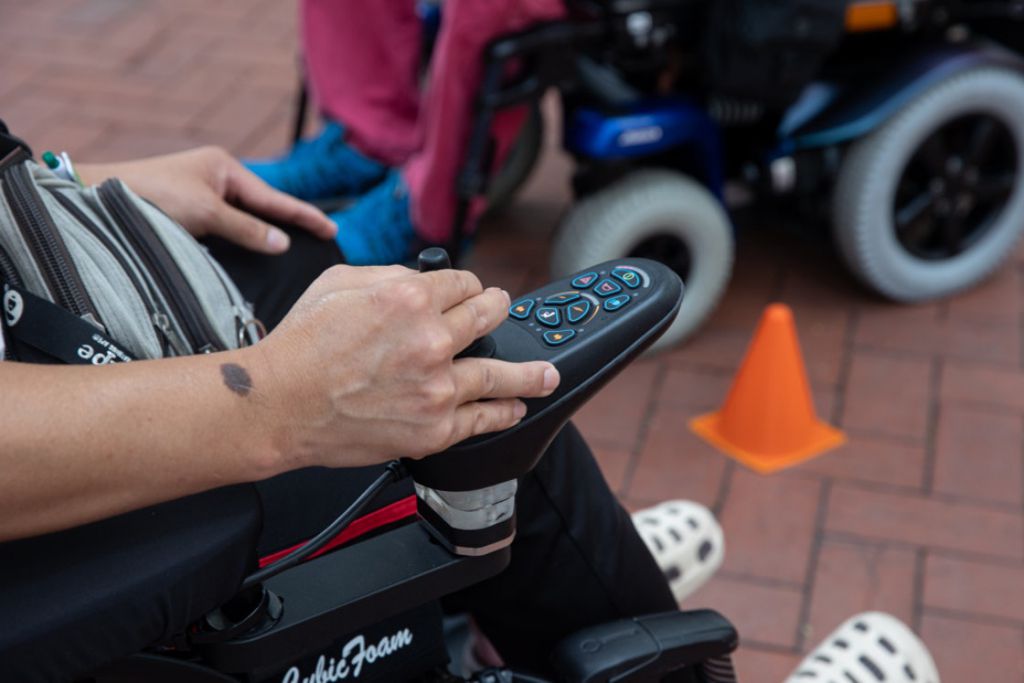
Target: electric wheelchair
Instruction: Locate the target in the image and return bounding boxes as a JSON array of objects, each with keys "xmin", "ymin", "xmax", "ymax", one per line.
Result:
[
  {"xmin": 0, "ymin": 250, "xmax": 740, "ymax": 683},
  {"xmin": 401, "ymin": 0, "xmax": 1024, "ymax": 350}
]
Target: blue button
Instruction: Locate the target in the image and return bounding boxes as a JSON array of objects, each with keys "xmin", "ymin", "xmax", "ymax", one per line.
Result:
[
  {"xmin": 603, "ymin": 294, "xmax": 631, "ymax": 312},
  {"xmin": 543, "ymin": 329, "xmax": 576, "ymax": 346},
  {"xmin": 571, "ymin": 272, "xmax": 598, "ymax": 289},
  {"xmin": 611, "ymin": 267, "xmax": 642, "ymax": 289},
  {"xmin": 594, "ymin": 278, "xmax": 623, "ymax": 297},
  {"xmin": 567, "ymin": 299, "xmax": 592, "ymax": 324},
  {"xmin": 535, "ymin": 307, "xmax": 561, "ymax": 327},
  {"xmin": 509, "ymin": 299, "xmax": 535, "ymax": 320},
  {"xmin": 544, "ymin": 292, "xmax": 581, "ymax": 305}
]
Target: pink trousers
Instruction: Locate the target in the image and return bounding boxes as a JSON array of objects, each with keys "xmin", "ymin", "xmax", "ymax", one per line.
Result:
[{"xmin": 301, "ymin": 0, "xmax": 566, "ymax": 242}]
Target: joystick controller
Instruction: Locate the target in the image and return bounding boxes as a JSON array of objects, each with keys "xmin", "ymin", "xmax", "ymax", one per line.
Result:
[{"xmin": 406, "ymin": 248, "xmax": 684, "ymax": 556}]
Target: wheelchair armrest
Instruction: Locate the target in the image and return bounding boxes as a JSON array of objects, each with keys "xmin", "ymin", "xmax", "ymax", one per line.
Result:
[
  {"xmin": 550, "ymin": 609, "xmax": 738, "ymax": 683},
  {"xmin": 199, "ymin": 521, "xmax": 510, "ymax": 673}
]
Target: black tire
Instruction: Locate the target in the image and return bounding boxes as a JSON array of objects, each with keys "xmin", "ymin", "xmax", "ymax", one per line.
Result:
[
  {"xmin": 833, "ymin": 67, "xmax": 1024, "ymax": 301},
  {"xmin": 551, "ymin": 169, "xmax": 734, "ymax": 353},
  {"xmin": 486, "ymin": 103, "xmax": 544, "ymax": 212}
]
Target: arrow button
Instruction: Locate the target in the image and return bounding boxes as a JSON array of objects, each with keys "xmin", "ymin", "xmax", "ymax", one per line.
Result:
[{"xmin": 567, "ymin": 299, "xmax": 592, "ymax": 323}]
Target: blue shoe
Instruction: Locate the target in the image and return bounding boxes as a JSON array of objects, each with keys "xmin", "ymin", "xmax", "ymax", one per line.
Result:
[
  {"xmin": 332, "ymin": 171, "xmax": 417, "ymax": 265},
  {"xmin": 244, "ymin": 121, "xmax": 388, "ymax": 202}
]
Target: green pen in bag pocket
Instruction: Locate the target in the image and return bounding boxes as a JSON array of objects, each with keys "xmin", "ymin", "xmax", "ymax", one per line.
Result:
[{"xmin": 41, "ymin": 150, "xmax": 82, "ymax": 185}]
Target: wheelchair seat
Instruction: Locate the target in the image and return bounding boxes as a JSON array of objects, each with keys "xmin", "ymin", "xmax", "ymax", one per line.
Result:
[{"xmin": 0, "ymin": 485, "xmax": 262, "ymax": 683}]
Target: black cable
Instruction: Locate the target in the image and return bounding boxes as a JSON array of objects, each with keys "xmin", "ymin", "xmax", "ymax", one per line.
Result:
[{"xmin": 240, "ymin": 460, "xmax": 408, "ymax": 591}]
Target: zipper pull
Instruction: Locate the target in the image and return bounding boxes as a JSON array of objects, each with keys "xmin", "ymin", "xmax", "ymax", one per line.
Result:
[
  {"xmin": 153, "ymin": 312, "xmax": 190, "ymax": 356},
  {"xmin": 234, "ymin": 306, "xmax": 267, "ymax": 347}
]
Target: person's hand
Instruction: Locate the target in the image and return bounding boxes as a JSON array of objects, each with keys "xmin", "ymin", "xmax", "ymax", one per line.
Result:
[
  {"xmin": 246, "ymin": 264, "xmax": 561, "ymax": 468},
  {"xmin": 76, "ymin": 147, "xmax": 336, "ymax": 254}
]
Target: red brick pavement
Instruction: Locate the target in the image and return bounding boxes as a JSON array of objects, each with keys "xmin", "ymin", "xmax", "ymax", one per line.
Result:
[{"xmin": 3, "ymin": 2, "xmax": 1024, "ymax": 680}]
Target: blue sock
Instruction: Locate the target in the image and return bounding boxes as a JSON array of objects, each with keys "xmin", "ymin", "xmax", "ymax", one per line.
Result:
[
  {"xmin": 332, "ymin": 172, "xmax": 416, "ymax": 266},
  {"xmin": 245, "ymin": 121, "xmax": 388, "ymax": 202}
]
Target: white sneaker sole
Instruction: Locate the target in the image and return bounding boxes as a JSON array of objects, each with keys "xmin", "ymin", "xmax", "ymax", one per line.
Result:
[
  {"xmin": 787, "ymin": 612, "xmax": 940, "ymax": 683},
  {"xmin": 632, "ymin": 499, "xmax": 725, "ymax": 603}
]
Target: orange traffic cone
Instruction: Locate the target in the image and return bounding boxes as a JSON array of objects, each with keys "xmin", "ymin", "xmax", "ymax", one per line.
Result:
[{"xmin": 690, "ymin": 303, "xmax": 845, "ymax": 474}]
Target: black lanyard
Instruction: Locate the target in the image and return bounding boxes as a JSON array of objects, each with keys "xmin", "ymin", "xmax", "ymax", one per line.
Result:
[{"xmin": 2, "ymin": 284, "xmax": 135, "ymax": 365}]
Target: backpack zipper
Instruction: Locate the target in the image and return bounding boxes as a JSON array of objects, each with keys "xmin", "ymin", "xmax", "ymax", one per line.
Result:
[
  {"xmin": 0, "ymin": 241, "xmax": 24, "ymax": 289},
  {"xmin": 3, "ymin": 163, "xmax": 102, "ymax": 327},
  {"xmin": 98, "ymin": 180, "xmax": 224, "ymax": 353},
  {"xmin": 147, "ymin": 199, "xmax": 258, "ymax": 347},
  {"xmin": 50, "ymin": 190, "xmax": 187, "ymax": 356}
]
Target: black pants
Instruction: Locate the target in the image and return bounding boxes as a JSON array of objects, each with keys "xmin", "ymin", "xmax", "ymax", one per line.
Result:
[{"xmin": 209, "ymin": 231, "xmax": 677, "ymax": 671}]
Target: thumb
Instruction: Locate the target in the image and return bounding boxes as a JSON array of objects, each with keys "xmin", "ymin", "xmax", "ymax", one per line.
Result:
[{"xmin": 215, "ymin": 203, "xmax": 291, "ymax": 254}]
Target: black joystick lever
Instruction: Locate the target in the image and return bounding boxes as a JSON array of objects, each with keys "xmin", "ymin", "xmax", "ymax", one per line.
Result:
[
  {"xmin": 417, "ymin": 246, "xmax": 451, "ymax": 272},
  {"xmin": 406, "ymin": 249, "xmax": 684, "ymax": 557}
]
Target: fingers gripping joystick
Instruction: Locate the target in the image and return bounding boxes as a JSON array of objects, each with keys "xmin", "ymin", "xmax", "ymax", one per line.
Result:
[
  {"xmin": 407, "ymin": 249, "xmax": 684, "ymax": 557},
  {"xmin": 419, "ymin": 247, "xmax": 496, "ymax": 359}
]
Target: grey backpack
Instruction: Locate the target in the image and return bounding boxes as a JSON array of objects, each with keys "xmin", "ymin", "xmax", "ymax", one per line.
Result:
[{"xmin": 0, "ymin": 125, "xmax": 262, "ymax": 364}]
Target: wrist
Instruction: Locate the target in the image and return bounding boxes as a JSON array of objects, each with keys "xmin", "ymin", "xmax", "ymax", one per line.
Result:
[{"xmin": 231, "ymin": 343, "xmax": 309, "ymax": 477}]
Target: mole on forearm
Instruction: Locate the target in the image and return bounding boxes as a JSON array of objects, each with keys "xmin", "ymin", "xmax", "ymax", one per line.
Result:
[{"xmin": 221, "ymin": 363, "xmax": 253, "ymax": 397}]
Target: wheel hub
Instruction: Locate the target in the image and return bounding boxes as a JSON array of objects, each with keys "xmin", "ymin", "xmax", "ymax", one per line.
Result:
[{"xmin": 893, "ymin": 114, "xmax": 1018, "ymax": 260}]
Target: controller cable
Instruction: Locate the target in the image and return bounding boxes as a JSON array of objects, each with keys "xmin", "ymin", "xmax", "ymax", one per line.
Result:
[{"xmin": 240, "ymin": 460, "xmax": 409, "ymax": 591}]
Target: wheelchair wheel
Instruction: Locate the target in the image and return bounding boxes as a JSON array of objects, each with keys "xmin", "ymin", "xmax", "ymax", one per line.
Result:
[
  {"xmin": 551, "ymin": 169, "xmax": 734, "ymax": 353},
  {"xmin": 833, "ymin": 67, "xmax": 1024, "ymax": 302},
  {"xmin": 486, "ymin": 103, "xmax": 544, "ymax": 212}
]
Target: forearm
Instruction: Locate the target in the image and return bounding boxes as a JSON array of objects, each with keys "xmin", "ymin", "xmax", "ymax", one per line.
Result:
[
  {"xmin": 0, "ymin": 348, "xmax": 287, "ymax": 541},
  {"xmin": 0, "ymin": 265, "xmax": 560, "ymax": 542}
]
